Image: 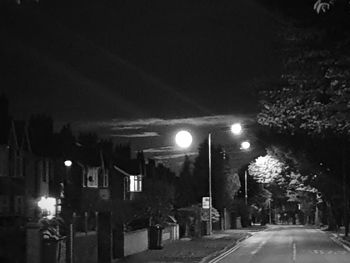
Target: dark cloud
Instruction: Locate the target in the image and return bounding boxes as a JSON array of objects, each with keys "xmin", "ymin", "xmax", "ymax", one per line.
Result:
[
  {"xmin": 111, "ymin": 132, "xmax": 160, "ymax": 138},
  {"xmin": 0, "ymin": 0, "xmax": 282, "ymax": 173}
]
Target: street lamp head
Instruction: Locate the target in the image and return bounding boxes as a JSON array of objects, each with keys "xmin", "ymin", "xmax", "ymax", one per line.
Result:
[
  {"xmin": 231, "ymin": 123, "xmax": 242, "ymax": 135},
  {"xmin": 175, "ymin": 130, "xmax": 193, "ymax": 149},
  {"xmin": 37, "ymin": 196, "xmax": 56, "ymax": 219},
  {"xmin": 64, "ymin": 160, "xmax": 72, "ymax": 167},
  {"xmin": 241, "ymin": 141, "xmax": 251, "ymax": 150}
]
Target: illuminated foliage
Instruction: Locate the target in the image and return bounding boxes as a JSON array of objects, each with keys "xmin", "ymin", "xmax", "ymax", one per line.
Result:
[
  {"xmin": 313, "ymin": 0, "xmax": 334, "ymax": 13},
  {"xmin": 313, "ymin": 0, "xmax": 350, "ymax": 13},
  {"xmin": 248, "ymin": 154, "xmax": 284, "ymax": 184},
  {"xmin": 258, "ymin": 23, "xmax": 350, "ymax": 136}
]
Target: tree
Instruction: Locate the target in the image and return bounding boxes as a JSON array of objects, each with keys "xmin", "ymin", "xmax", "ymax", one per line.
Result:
[
  {"xmin": 257, "ymin": 10, "xmax": 350, "ymax": 136},
  {"xmin": 248, "ymin": 154, "xmax": 284, "ymax": 184},
  {"xmin": 247, "ymin": 145, "xmax": 325, "ymax": 225},
  {"xmin": 222, "ymin": 162, "xmax": 241, "ymax": 208},
  {"xmin": 114, "ymin": 177, "xmax": 176, "ymax": 230},
  {"xmin": 313, "ymin": 0, "xmax": 350, "ymax": 13},
  {"xmin": 175, "ymin": 155, "xmax": 195, "ymax": 208},
  {"xmin": 256, "ymin": 8, "xmax": 350, "ymax": 235},
  {"xmin": 192, "ymin": 139, "xmax": 236, "ymax": 210}
]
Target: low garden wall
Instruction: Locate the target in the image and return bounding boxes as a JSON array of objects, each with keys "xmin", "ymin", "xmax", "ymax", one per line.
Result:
[
  {"xmin": 124, "ymin": 228, "xmax": 148, "ymax": 256},
  {"xmin": 123, "ymin": 224, "xmax": 180, "ymax": 256},
  {"xmin": 74, "ymin": 231, "xmax": 98, "ymax": 263},
  {"xmin": 162, "ymin": 224, "xmax": 179, "ymax": 245}
]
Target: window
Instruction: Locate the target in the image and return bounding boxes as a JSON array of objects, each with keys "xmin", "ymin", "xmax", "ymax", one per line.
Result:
[
  {"xmin": 14, "ymin": 150, "xmax": 23, "ymax": 177},
  {"xmin": 82, "ymin": 168, "xmax": 87, "ymax": 187},
  {"xmin": 128, "ymin": 175, "xmax": 142, "ymax": 192},
  {"xmin": 103, "ymin": 170, "xmax": 109, "ymax": 188},
  {"xmin": 38, "ymin": 160, "xmax": 44, "ymax": 182},
  {"xmin": 44, "ymin": 159, "xmax": 50, "ymax": 182},
  {"xmin": 0, "ymin": 195, "xmax": 10, "ymax": 214},
  {"xmin": 86, "ymin": 167, "xmax": 99, "ymax": 188},
  {"xmin": 97, "ymin": 168, "xmax": 109, "ymax": 188},
  {"xmin": 0, "ymin": 146, "xmax": 9, "ymax": 177},
  {"xmin": 14, "ymin": 196, "xmax": 24, "ymax": 215}
]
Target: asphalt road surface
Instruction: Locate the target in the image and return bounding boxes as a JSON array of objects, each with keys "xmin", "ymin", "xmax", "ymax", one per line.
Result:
[{"xmin": 212, "ymin": 225, "xmax": 349, "ymax": 263}]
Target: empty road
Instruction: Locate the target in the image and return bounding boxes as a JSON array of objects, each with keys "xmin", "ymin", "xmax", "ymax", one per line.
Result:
[{"xmin": 211, "ymin": 225, "xmax": 349, "ymax": 263}]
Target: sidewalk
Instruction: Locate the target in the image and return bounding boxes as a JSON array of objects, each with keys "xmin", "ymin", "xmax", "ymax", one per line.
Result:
[
  {"xmin": 117, "ymin": 226, "xmax": 266, "ymax": 263},
  {"xmin": 320, "ymin": 226, "xmax": 350, "ymax": 251}
]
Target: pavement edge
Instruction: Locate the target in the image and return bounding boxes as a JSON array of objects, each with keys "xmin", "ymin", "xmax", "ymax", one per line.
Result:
[
  {"xmin": 330, "ymin": 233, "xmax": 350, "ymax": 252},
  {"xmin": 199, "ymin": 233, "xmax": 252, "ymax": 263}
]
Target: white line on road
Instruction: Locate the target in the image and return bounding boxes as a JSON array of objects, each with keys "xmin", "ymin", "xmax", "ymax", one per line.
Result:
[
  {"xmin": 292, "ymin": 242, "xmax": 296, "ymax": 262},
  {"xmin": 208, "ymin": 243, "xmax": 242, "ymax": 263},
  {"xmin": 251, "ymin": 239, "xmax": 267, "ymax": 255}
]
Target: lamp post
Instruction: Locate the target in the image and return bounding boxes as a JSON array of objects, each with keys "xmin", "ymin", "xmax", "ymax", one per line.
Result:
[
  {"xmin": 175, "ymin": 123, "xmax": 244, "ymax": 235},
  {"xmin": 240, "ymin": 141, "xmax": 250, "ymax": 206},
  {"xmin": 208, "ymin": 133, "xmax": 212, "ymax": 235},
  {"xmin": 208, "ymin": 124, "xmax": 244, "ymax": 234},
  {"xmin": 63, "ymin": 159, "xmax": 74, "ymax": 263}
]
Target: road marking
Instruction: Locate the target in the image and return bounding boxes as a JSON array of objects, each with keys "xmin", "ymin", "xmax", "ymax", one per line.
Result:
[
  {"xmin": 312, "ymin": 249, "xmax": 347, "ymax": 255},
  {"xmin": 251, "ymin": 239, "xmax": 267, "ymax": 255},
  {"xmin": 208, "ymin": 243, "xmax": 242, "ymax": 263},
  {"xmin": 292, "ymin": 242, "xmax": 296, "ymax": 262}
]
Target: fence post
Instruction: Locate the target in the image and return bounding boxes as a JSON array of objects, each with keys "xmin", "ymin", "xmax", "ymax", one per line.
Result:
[
  {"xmin": 67, "ymin": 223, "xmax": 74, "ymax": 263},
  {"xmin": 26, "ymin": 222, "xmax": 42, "ymax": 263}
]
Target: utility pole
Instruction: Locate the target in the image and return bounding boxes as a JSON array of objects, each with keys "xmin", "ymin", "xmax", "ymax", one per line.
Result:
[
  {"xmin": 245, "ymin": 170, "xmax": 248, "ymax": 206},
  {"xmin": 342, "ymin": 145, "xmax": 349, "ymax": 237},
  {"xmin": 208, "ymin": 133, "xmax": 212, "ymax": 235}
]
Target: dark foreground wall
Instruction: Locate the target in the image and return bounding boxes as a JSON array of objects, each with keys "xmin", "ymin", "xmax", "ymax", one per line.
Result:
[{"xmin": 74, "ymin": 231, "xmax": 98, "ymax": 263}]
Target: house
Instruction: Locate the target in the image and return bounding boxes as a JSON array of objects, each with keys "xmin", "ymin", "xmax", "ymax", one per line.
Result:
[{"xmin": 0, "ymin": 119, "xmax": 51, "ymax": 225}]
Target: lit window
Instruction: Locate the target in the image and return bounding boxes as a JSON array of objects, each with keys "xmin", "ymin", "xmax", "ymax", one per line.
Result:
[
  {"xmin": 129, "ymin": 175, "xmax": 142, "ymax": 192},
  {"xmin": 103, "ymin": 170, "xmax": 109, "ymax": 188}
]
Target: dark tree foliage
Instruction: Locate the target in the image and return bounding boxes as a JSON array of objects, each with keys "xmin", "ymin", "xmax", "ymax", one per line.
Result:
[
  {"xmin": 191, "ymin": 139, "xmax": 241, "ymax": 212},
  {"xmin": 192, "ymin": 140, "xmax": 225, "ymax": 208},
  {"xmin": 175, "ymin": 155, "xmax": 196, "ymax": 208},
  {"xmin": 256, "ymin": 1, "xmax": 350, "ymax": 234}
]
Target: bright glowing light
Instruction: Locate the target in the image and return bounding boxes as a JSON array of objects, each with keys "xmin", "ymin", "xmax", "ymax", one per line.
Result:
[
  {"xmin": 175, "ymin": 130, "xmax": 193, "ymax": 149},
  {"xmin": 129, "ymin": 175, "xmax": 142, "ymax": 192},
  {"xmin": 38, "ymin": 196, "xmax": 56, "ymax": 219},
  {"xmin": 64, "ymin": 160, "xmax": 72, "ymax": 167},
  {"xmin": 241, "ymin": 141, "xmax": 250, "ymax": 150},
  {"xmin": 231, "ymin": 123, "xmax": 242, "ymax": 135}
]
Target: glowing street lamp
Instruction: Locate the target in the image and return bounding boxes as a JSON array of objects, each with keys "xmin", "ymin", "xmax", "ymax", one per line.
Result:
[
  {"xmin": 231, "ymin": 123, "xmax": 243, "ymax": 135},
  {"xmin": 38, "ymin": 196, "xmax": 57, "ymax": 219},
  {"xmin": 241, "ymin": 141, "xmax": 251, "ymax": 150},
  {"xmin": 175, "ymin": 130, "xmax": 193, "ymax": 149},
  {"xmin": 64, "ymin": 160, "xmax": 72, "ymax": 167}
]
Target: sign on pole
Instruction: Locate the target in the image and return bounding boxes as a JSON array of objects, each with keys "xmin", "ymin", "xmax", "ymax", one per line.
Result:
[{"xmin": 202, "ymin": 197, "xmax": 210, "ymax": 209}]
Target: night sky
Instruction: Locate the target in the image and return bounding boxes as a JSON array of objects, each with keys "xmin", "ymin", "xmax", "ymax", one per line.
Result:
[{"xmin": 0, "ymin": 0, "xmax": 303, "ymax": 171}]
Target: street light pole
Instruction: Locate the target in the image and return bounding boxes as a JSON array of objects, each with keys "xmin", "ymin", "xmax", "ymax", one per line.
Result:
[
  {"xmin": 175, "ymin": 123, "xmax": 244, "ymax": 236},
  {"xmin": 208, "ymin": 133, "xmax": 212, "ymax": 235},
  {"xmin": 269, "ymin": 199, "xmax": 272, "ymax": 224},
  {"xmin": 245, "ymin": 170, "xmax": 248, "ymax": 206}
]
